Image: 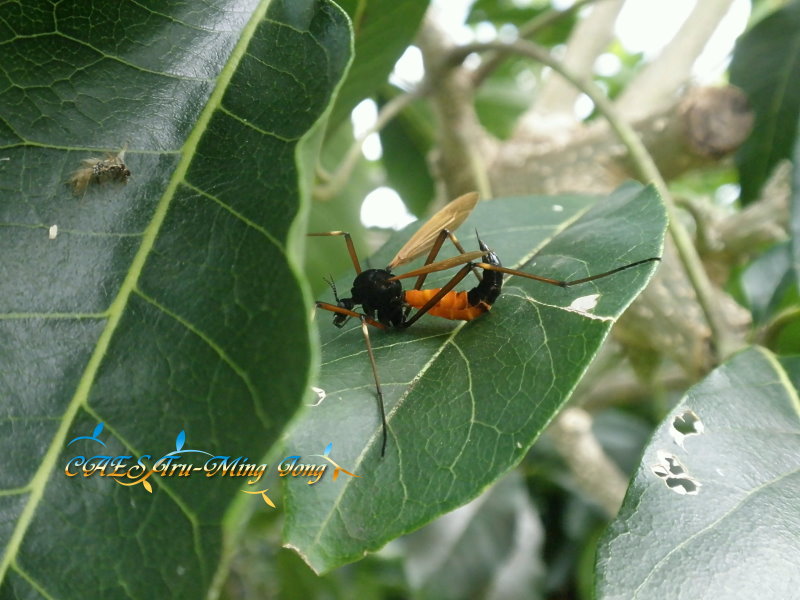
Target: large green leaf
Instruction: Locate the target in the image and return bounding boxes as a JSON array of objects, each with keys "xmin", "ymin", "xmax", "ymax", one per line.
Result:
[
  {"xmin": 730, "ymin": 0, "xmax": 800, "ymax": 204},
  {"xmin": 595, "ymin": 346, "xmax": 800, "ymax": 599},
  {"xmin": 286, "ymin": 182, "xmax": 667, "ymax": 573},
  {"xmin": 0, "ymin": 0, "xmax": 350, "ymax": 597}
]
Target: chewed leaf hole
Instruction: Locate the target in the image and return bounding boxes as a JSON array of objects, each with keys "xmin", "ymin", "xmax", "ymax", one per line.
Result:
[
  {"xmin": 670, "ymin": 409, "xmax": 704, "ymax": 449},
  {"xmin": 673, "ymin": 409, "xmax": 704, "ymax": 436},
  {"xmin": 663, "ymin": 476, "xmax": 701, "ymax": 495},
  {"xmin": 651, "ymin": 451, "xmax": 701, "ymax": 495}
]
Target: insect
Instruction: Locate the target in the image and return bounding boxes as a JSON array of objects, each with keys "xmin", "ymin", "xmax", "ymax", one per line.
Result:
[
  {"xmin": 310, "ymin": 192, "xmax": 660, "ymax": 456},
  {"xmin": 69, "ymin": 144, "xmax": 131, "ymax": 195}
]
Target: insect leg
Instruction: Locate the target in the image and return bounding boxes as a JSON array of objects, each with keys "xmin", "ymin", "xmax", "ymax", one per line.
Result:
[
  {"xmin": 411, "ymin": 228, "xmax": 482, "ymax": 291},
  {"xmin": 471, "ymin": 256, "xmax": 661, "ymax": 287},
  {"xmin": 307, "ymin": 231, "xmax": 362, "ymax": 274},
  {"xmin": 314, "ymin": 302, "xmax": 388, "ymax": 457},
  {"xmin": 401, "ymin": 262, "xmax": 475, "ymax": 329},
  {"xmin": 314, "ymin": 302, "xmax": 386, "ymax": 330},
  {"xmin": 358, "ymin": 316, "xmax": 388, "ymax": 457}
]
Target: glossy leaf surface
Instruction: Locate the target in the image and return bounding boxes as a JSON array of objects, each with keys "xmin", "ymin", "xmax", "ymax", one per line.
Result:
[
  {"xmin": 0, "ymin": 1, "xmax": 350, "ymax": 597},
  {"xmin": 287, "ymin": 182, "xmax": 667, "ymax": 573},
  {"xmin": 596, "ymin": 347, "xmax": 800, "ymax": 600}
]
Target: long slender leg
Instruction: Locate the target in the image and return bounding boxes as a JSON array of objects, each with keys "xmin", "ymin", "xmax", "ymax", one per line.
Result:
[
  {"xmin": 402, "ymin": 228, "xmax": 481, "ymax": 320},
  {"xmin": 399, "ymin": 256, "xmax": 660, "ymax": 329},
  {"xmin": 314, "ymin": 302, "xmax": 388, "ymax": 457},
  {"xmin": 308, "ymin": 231, "xmax": 362, "ymax": 274},
  {"xmin": 401, "ymin": 262, "xmax": 475, "ymax": 329},
  {"xmin": 314, "ymin": 301, "xmax": 386, "ymax": 330},
  {"xmin": 412, "ymin": 228, "xmax": 480, "ymax": 292},
  {"xmin": 359, "ymin": 317, "xmax": 388, "ymax": 457},
  {"xmin": 470, "ymin": 257, "xmax": 661, "ymax": 287}
]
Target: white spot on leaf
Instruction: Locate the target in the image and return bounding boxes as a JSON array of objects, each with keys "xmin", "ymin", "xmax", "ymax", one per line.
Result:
[
  {"xmin": 569, "ymin": 293, "xmax": 600, "ymax": 313},
  {"xmin": 48, "ymin": 225, "xmax": 58, "ymax": 240},
  {"xmin": 309, "ymin": 386, "xmax": 327, "ymax": 406}
]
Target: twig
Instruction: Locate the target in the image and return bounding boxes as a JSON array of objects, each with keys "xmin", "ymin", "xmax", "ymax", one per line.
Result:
[
  {"xmin": 418, "ymin": 17, "xmax": 496, "ymax": 200},
  {"xmin": 447, "ymin": 39, "xmax": 733, "ymax": 358},
  {"xmin": 549, "ymin": 408, "xmax": 628, "ymax": 516}
]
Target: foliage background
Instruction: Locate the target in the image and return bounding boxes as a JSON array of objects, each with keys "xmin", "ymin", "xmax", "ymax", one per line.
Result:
[{"xmin": 1, "ymin": 0, "xmax": 798, "ymax": 599}]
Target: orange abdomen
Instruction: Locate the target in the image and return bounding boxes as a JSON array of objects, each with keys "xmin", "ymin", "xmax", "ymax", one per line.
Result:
[{"xmin": 404, "ymin": 289, "xmax": 490, "ymax": 321}]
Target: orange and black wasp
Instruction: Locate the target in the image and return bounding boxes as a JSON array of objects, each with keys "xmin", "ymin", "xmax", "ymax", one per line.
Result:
[{"xmin": 310, "ymin": 192, "xmax": 660, "ymax": 456}]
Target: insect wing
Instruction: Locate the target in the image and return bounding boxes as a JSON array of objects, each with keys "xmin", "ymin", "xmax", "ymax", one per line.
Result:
[{"xmin": 387, "ymin": 192, "xmax": 479, "ymax": 269}]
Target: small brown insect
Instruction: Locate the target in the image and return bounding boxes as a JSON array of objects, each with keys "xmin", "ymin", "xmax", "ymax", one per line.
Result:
[{"xmin": 69, "ymin": 145, "xmax": 131, "ymax": 195}]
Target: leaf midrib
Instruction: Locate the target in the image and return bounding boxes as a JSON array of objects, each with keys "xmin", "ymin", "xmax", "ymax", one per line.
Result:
[{"xmin": 0, "ymin": 0, "xmax": 272, "ymax": 583}]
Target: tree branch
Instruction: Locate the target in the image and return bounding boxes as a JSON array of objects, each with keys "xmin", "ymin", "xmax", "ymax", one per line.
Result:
[
  {"xmin": 448, "ymin": 39, "xmax": 737, "ymax": 359},
  {"xmin": 314, "ymin": 86, "xmax": 427, "ymax": 201},
  {"xmin": 515, "ymin": 0, "xmax": 625, "ymax": 137},
  {"xmin": 615, "ymin": 0, "xmax": 738, "ymax": 121},
  {"xmin": 418, "ymin": 17, "xmax": 497, "ymax": 200},
  {"xmin": 548, "ymin": 408, "xmax": 628, "ymax": 516}
]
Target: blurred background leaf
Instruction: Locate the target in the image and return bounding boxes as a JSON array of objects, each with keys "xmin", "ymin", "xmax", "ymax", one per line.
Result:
[{"xmin": 730, "ymin": 0, "xmax": 800, "ymax": 204}]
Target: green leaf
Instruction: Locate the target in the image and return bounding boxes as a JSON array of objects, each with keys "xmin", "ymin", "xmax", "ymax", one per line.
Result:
[
  {"xmin": 779, "ymin": 355, "xmax": 800, "ymax": 393},
  {"xmin": 286, "ymin": 182, "xmax": 667, "ymax": 573},
  {"xmin": 730, "ymin": 0, "xmax": 800, "ymax": 204},
  {"xmin": 402, "ymin": 471, "xmax": 545, "ymax": 600},
  {"xmin": 740, "ymin": 241, "xmax": 795, "ymax": 324},
  {"xmin": 595, "ymin": 346, "xmax": 800, "ymax": 599},
  {"xmin": 0, "ymin": 0, "xmax": 350, "ymax": 597},
  {"xmin": 327, "ymin": 0, "xmax": 430, "ymax": 130},
  {"xmin": 468, "ymin": 0, "xmax": 545, "ymax": 26}
]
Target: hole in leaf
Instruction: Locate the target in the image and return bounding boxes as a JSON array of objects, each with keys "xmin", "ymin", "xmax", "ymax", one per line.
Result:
[
  {"xmin": 670, "ymin": 409, "xmax": 704, "ymax": 449},
  {"xmin": 651, "ymin": 451, "xmax": 701, "ymax": 495}
]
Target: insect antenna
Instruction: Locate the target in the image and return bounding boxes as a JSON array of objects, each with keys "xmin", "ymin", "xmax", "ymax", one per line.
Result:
[{"xmin": 324, "ymin": 275, "xmax": 341, "ymax": 303}]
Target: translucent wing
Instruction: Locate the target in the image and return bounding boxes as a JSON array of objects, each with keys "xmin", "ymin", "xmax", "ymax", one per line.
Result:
[{"xmin": 387, "ymin": 192, "xmax": 479, "ymax": 269}]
